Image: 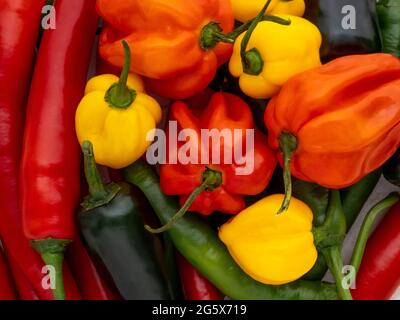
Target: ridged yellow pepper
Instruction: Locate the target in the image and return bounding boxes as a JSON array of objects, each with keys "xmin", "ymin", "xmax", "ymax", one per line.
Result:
[
  {"xmin": 229, "ymin": 15, "xmax": 322, "ymax": 99},
  {"xmin": 219, "ymin": 194, "xmax": 318, "ymax": 285},
  {"xmin": 231, "ymin": 0, "xmax": 306, "ymax": 22},
  {"xmin": 75, "ymin": 41, "xmax": 162, "ymax": 169}
]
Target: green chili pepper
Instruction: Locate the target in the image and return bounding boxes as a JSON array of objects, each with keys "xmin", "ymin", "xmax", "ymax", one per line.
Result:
[
  {"xmin": 78, "ymin": 142, "xmax": 170, "ymax": 300},
  {"xmin": 305, "ymin": 0, "xmax": 381, "ymax": 61},
  {"xmin": 377, "ymin": 0, "xmax": 400, "ymax": 57},
  {"xmin": 124, "ymin": 160, "xmax": 338, "ymax": 300},
  {"xmin": 298, "ymin": 170, "xmax": 381, "ymax": 280}
]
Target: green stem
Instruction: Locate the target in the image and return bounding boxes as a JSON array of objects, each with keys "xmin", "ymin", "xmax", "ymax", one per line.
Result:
[
  {"xmin": 82, "ymin": 141, "xmax": 107, "ymax": 201},
  {"xmin": 322, "ymin": 246, "xmax": 353, "ymax": 300},
  {"xmin": 277, "ymin": 132, "xmax": 298, "ymax": 214},
  {"xmin": 350, "ymin": 193, "xmax": 400, "ymax": 273},
  {"xmin": 145, "ymin": 168, "xmax": 222, "ymax": 234},
  {"xmin": 31, "ymin": 238, "xmax": 71, "ymax": 300},
  {"xmin": 105, "ymin": 40, "xmax": 136, "ymax": 109}
]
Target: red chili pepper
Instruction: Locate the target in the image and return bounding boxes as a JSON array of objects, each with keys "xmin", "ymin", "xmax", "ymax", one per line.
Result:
[
  {"xmin": 177, "ymin": 254, "xmax": 221, "ymax": 300},
  {"xmin": 7, "ymin": 255, "xmax": 38, "ymax": 300},
  {"xmin": 0, "ymin": 0, "xmax": 65, "ymax": 300},
  {"xmin": 351, "ymin": 202, "xmax": 400, "ymax": 300},
  {"xmin": 21, "ymin": 0, "xmax": 98, "ymax": 300},
  {"xmin": 0, "ymin": 248, "xmax": 17, "ymax": 300},
  {"xmin": 66, "ymin": 237, "xmax": 120, "ymax": 300}
]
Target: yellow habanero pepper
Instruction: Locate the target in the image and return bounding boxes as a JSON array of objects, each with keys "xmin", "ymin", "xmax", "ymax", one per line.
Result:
[
  {"xmin": 229, "ymin": 14, "xmax": 322, "ymax": 99},
  {"xmin": 75, "ymin": 41, "xmax": 162, "ymax": 169},
  {"xmin": 231, "ymin": 0, "xmax": 305, "ymax": 23},
  {"xmin": 219, "ymin": 194, "xmax": 318, "ymax": 285}
]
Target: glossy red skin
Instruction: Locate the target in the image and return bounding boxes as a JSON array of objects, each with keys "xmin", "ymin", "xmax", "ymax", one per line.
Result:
[
  {"xmin": 160, "ymin": 92, "xmax": 277, "ymax": 215},
  {"xmin": 0, "ymin": 0, "xmax": 68, "ymax": 300},
  {"xmin": 0, "ymin": 249, "xmax": 17, "ymax": 300},
  {"xmin": 7, "ymin": 255, "xmax": 39, "ymax": 300},
  {"xmin": 352, "ymin": 202, "xmax": 400, "ymax": 300},
  {"xmin": 21, "ymin": 0, "xmax": 99, "ymax": 240},
  {"xmin": 177, "ymin": 254, "xmax": 221, "ymax": 300},
  {"xmin": 66, "ymin": 237, "xmax": 120, "ymax": 300}
]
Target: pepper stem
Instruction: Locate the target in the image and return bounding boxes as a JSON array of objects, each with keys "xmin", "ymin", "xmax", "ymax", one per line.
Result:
[
  {"xmin": 80, "ymin": 141, "xmax": 121, "ymax": 211},
  {"xmin": 145, "ymin": 168, "xmax": 222, "ymax": 233},
  {"xmin": 105, "ymin": 40, "xmax": 136, "ymax": 109},
  {"xmin": 322, "ymin": 246, "xmax": 353, "ymax": 300},
  {"xmin": 199, "ymin": 3, "xmax": 290, "ymax": 50},
  {"xmin": 350, "ymin": 193, "xmax": 400, "ymax": 273},
  {"xmin": 277, "ymin": 132, "xmax": 298, "ymax": 214},
  {"xmin": 31, "ymin": 238, "xmax": 71, "ymax": 300},
  {"xmin": 82, "ymin": 141, "xmax": 107, "ymax": 201}
]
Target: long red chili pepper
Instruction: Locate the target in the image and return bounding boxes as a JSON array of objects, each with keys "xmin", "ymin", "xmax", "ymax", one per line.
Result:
[
  {"xmin": 0, "ymin": 0, "xmax": 64, "ymax": 300},
  {"xmin": 21, "ymin": 0, "xmax": 98, "ymax": 300},
  {"xmin": 7, "ymin": 255, "xmax": 38, "ymax": 300},
  {"xmin": 0, "ymin": 248, "xmax": 17, "ymax": 300},
  {"xmin": 66, "ymin": 237, "xmax": 120, "ymax": 300},
  {"xmin": 351, "ymin": 202, "xmax": 400, "ymax": 300},
  {"xmin": 176, "ymin": 254, "xmax": 222, "ymax": 300}
]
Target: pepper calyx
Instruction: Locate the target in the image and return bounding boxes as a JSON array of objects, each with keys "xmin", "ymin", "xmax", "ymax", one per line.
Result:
[
  {"xmin": 104, "ymin": 40, "xmax": 137, "ymax": 109},
  {"xmin": 200, "ymin": 22, "xmax": 235, "ymax": 50},
  {"xmin": 243, "ymin": 48, "xmax": 264, "ymax": 75},
  {"xmin": 202, "ymin": 167, "xmax": 223, "ymax": 191}
]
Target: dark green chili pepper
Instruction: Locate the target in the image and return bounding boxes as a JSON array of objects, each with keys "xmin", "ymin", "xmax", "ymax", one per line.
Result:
[
  {"xmin": 78, "ymin": 141, "xmax": 170, "ymax": 300},
  {"xmin": 124, "ymin": 160, "xmax": 338, "ymax": 300},
  {"xmin": 305, "ymin": 0, "xmax": 381, "ymax": 61},
  {"xmin": 377, "ymin": 0, "xmax": 400, "ymax": 57},
  {"xmin": 383, "ymin": 149, "xmax": 400, "ymax": 187}
]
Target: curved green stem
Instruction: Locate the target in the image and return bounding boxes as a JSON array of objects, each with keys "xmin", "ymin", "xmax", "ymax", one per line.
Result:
[
  {"xmin": 277, "ymin": 132, "xmax": 298, "ymax": 214},
  {"xmin": 322, "ymin": 246, "xmax": 353, "ymax": 300},
  {"xmin": 145, "ymin": 168, "xmax": 222, "ymax": 234},
  {"xmin": 82, "ymin": 141, "xmax": 107, "ymax": 201},
  {"xmin": 350, "ymin": 193, "xmax": 399, "ymax": 273},
  {"xmin": 80, "ymin": 141, "xmax": 121, "ymax": 211},
  {"xmin": 31, "ymin": 238, "xmax": 71, "ymax": 300},
  {"xmin": 105, "ymin": 40, "xmax": 136, "ymax": 108}
]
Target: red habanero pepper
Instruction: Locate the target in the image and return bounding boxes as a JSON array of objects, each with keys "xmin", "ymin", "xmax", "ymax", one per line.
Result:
[
  {"xmin": 21, "ymin": 0, "xmax": 98, "ymax": 300},
  {"xmin": 97, "ymin": 0, "xmax": 234, "ymax": 99},
  {"xmin": 0, "ymin": 248, "xmax": 17, "ymax": 300},
  {"xmin": 265, "ymin": 53, "xmax": 400, "ymax": 213},
  {"xmin": 146, "ymin": 92, "xmax": 277, "ymax": 233},
  {"xmin": 351, "ymin": 202, "xmax": 400, "ymax": 300},
  {"xmin": 66, "ymin": 236, "xmax": 120, "ymax": 300},
  {"xmin": 0, "ymin": 0, "xmax": 62, "ymax": 300},
  {"xmin": 177, "ymin": 254, "xmax": 222, "ymax": 300}
]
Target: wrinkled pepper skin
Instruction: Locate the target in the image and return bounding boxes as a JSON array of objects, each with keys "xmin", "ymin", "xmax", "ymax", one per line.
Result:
[
  {"xmin": 229, "ymin": 15, "xmax": 322, "ymax": 99},
  {"xmin": 79, "ymin": 183, "xmax": 170, "ymax": 300},
  {"xmin": 160, "ymin": 92, "xmax": 277, "ymax": 216},
  {"xmin": 97, "ymin": 0, "xmax": 234, "ymax": 99},
  {"xmin": 231, "ymin": 0, "xmax": 305, "ymax": 22},
  {"xmin": 265, "ymin": 54, "xmax": 400, "ymax": 189},
  {"xmin": 219, "ymin": 195, "xmax": 317, "ymax": 285},
  {"xmin": 76, "ymin": 74, "xmax": 162, "ymax": 169},
  {"xmin": 377, "ymin": 0, "xmax": 400, "ymax": 57},
  {"xmin": 305, "ymin": 0, "xmax": 381, "ymax": 61}
]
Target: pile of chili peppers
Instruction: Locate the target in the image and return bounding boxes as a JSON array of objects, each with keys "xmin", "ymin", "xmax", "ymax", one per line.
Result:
[{"xmin": 0, "ymin": 0, "xmax": 399, "ymax": 301}]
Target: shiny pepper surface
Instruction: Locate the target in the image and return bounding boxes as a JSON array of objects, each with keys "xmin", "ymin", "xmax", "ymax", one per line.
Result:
[
  {"xmin": 265, "ymin": 53, "xmax": 400, "ymax": 190},
  {"xmin": 97, "ymin": 0, "xmax": 234, "ymax": 99},
  {"xmin": 229, "ymin": 15, "xmax": 322, "ymax": 99},
  {"xmin": 219, "ymin": 194, "xmax": 317, "ymax": 285},
  {"xmin": 232, "ymin": 0, "xmax": 305, "ymax": 22}
]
